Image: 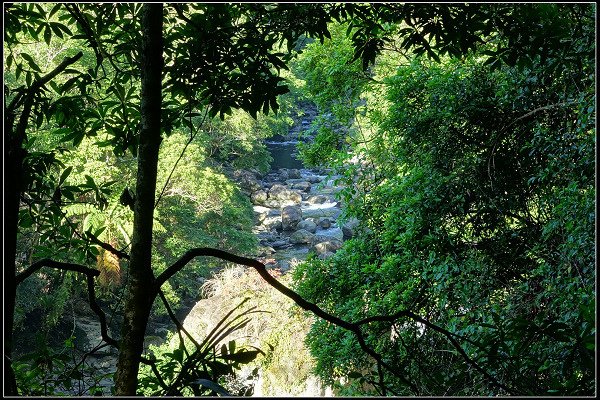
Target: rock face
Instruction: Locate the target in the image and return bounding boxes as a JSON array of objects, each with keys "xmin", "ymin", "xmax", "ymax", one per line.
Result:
[{"xmin": 281, "ymin": 205, "xmax": 302, "ymax": 231}]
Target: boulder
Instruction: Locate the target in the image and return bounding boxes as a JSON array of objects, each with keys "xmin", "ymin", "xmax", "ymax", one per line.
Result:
[
  {"xmin": 307, "ymin": 175, "xmax": 323, "ymax": 184},
  {"xmin": 233, "ymin": 170, "xmax": 262, "ymax": 193},
  {"xmin": 312, "ymin": 239, "xmax": 343, "ymax": 255},
  {"xmin": 268, "ymin": 184, "xmax": 302, "ymax": 204},
  {"xmin": 292, "ymin": 181, "xmax": 312, "ymax": 192},
  {"xmin": 342, "ymin": 218, "xmax": 360, "ymax": 240},
  {"xmin": 260, "ymin": 216, "xmax": 282, "ymax": 232},
  {"xmin": 302, "ymin": 207, "xmax": 342, "ymax": 219},
  {"xmin": 281, "ymin": 205, "xmax": 302, "ymax": 231},
  {"xmin": 313, "ymin": 229, "xmax": 344, "ymax": 242},
  {"xmin": 297, "ymin": 219, "xmax": 317, "ymax": 234},
  {"xmin": 276, "ymin": 169, "xmax": 290, "ymax": 181},
  {"xmin": 251, "ymin": 190, "xmax": 268, "ymax": 205},
  {"xmin": 307, "ymin": 195, "xmax": 329, "ymax": 204},
  {"xmin": 288, "ymin": 169, "xmax": 302, "ymax": 179},
  {"xmin": 290, "ymin": 229, "xmax": 315, "ymax": 244},
  {"xmin": 318, "ymin": 218, "xmax": 332, "ymax": 229}
]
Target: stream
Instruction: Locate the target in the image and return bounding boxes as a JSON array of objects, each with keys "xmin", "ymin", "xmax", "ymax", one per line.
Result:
[{"xmin": 67, "ymin": 107, "xmax": 352, "ymax": 395}]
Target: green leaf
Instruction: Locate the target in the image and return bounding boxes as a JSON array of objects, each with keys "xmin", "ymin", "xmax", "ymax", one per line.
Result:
[
  {"xmin": 50, "ymin": 22, "xmax": 65, "ymax": 39},
  {"xmin": 192, "ymin": 379, "xmax": 230, "ymax": 396},
  {"xmin": 84, "ymin": 175, "xmax": 96, "ymax": 189},
  {"xmin": 61, "ymin": 76, "xmax": 79, "ymax": 93},
  {"xmin": 21, "ymin": 53, "xmax": 42, "ymax": 72},
  {"xmin": 49, "ymin": 4, "xmax": 62, "ymax": 18},
  {"xmin": 15, "ymin": 63, "xmax": 23, "ymax": 81},
  {"xmin": 58, "ymin": 166, "xmax": 73, "ymax": 186},
  {"xmin": 44, "ymin": 25, "xmax": 52, "ymax": 45},
  {"xmin": 220, "ymin": 350, "xmax": 260, "ymax": 364}
]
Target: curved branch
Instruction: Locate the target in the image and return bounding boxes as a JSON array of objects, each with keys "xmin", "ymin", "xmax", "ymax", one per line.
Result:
[
  {"xmin": 15, "ymin": 259, "xmax": 119, "ymax": 348},
  {"xmin": 156, "ymin": 248, "xmax": 415, "ymax": 392},
  {"xmin": 16, "ymin": 258, "xmax": 98, "ymax": 285},
  {"xmin": 158, "ymin": 247, "xmax": 518, "ymax": 395}
]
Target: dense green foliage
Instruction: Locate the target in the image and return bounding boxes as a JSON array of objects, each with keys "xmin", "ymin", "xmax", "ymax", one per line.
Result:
[
  {"xmin": 293, "ymin": 5, "xmax": 595, "ymax": 397},
  {"xmin": 5, "ymin": 2, "xmax": 595, "ymax": 396}
]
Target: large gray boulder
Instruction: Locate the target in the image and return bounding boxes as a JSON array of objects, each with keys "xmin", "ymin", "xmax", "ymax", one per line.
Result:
[
  {"xmin": 281, "ymin": 205, "xmax": 302, "ymax": 231},
  {"xmin": 312, "ymin": 239, "xmax": 343, "ymax": 255},
  {"xmin": 290, "ymin": 229, "xmax": 315, "ymax": 244},
  {"xmin": 297, "ymin": 219, "xmax": 317, "ymax": 234},
  {"xmin": 268, "ymin": 184, "xmax": 302, "ymax": 204}
]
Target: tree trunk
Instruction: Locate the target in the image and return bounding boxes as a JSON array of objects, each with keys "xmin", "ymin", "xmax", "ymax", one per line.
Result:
[
  {"xmin": 114, "ymin": 3, "xmax": 163, "ymax": 395},
  {"xmin": 4, "ymin": 106, "xmax": 26, "ymax": 396}
]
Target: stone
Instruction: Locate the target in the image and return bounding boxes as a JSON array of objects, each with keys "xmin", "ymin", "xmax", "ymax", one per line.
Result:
[
  {"xmin": 251, "ymin": 190, "xmax": 268, "ymax": 205},
  {"xmin": 312, "ymin": 239, "xmax": 343, "ymax": 255},
  {"xmin": 313, "ymin": 228, "xmax": 344, "ymax": 242},
  {"xmin": 297, "ymin": 219, "xmax": 317, "ymax": 234},
  {"xmin": 261, "ymin": 216, "xmax": 282, "ymax": 231},
  {"xmin": 319, "ymin": 218, "xmax": 332, "ymax": 229},
  {"xmin": 292, "ymin": 181, "xmax": 312, "ymax": 192},
  {"xmin": 302, "ymin": 207, "xmax": 342, "ymax": 219},
  {"xmin": 233, "ymin": 170, "xmax": 262, "ymax": 193},
  {"xmin": 271, "ymin": 240, "xmax": 290, "ymax": 249},
  {"xmin": 254, "ymin": 210, "xmax": 268, "ymax": 223},
  {"xmin": 290, "ymin": 229, "xmax": 315, "ymax": 244},
  {"xmin": 268, "ymin": 184, "xmax": 302, "ymax": 204},
  {"xmin": 288, "ymin": 169, "xmax": 302, "ymax": 179},
  {"xmin": 342, "ymin": 217, "xmax": 360, "ymax": 240},
  {"xmin": 307, "ymin": 195, "xmax": 329, "ymax": 204},
  {"xmin": 277, "ymin": 169, "xmax": 290, "ymax": 181},
  {"xmin": 281, "ymin": 205, "xmax": 302, "ymax": 231}
]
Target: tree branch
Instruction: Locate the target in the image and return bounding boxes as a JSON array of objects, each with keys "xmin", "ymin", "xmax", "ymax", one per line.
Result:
[
  {"xmin": 158, "ymin": 247, "xmax": 519, "ymax": 395},
  {"xmin": 15, "ymin": 259, "xmax": 119, "ymax": 348},
  {"xmin": 7, "ymin": 52, "xmax": 83, "ymax": 112}
]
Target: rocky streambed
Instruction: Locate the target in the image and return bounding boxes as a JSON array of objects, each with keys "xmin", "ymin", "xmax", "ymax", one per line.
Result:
[{"xmin": 234, "ymin": 167, "xmax": 358, "ymax": 274}]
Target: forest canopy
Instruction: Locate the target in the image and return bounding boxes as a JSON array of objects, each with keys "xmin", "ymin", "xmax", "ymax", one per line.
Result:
[{"xmin": 4, "ymin": 2, "xmax": 595, "ymax": 396}]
